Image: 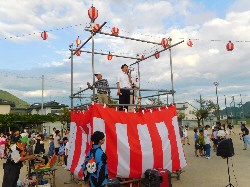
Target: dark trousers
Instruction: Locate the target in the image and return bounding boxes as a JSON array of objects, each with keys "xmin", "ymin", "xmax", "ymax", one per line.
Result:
[
  {"xmin": 119, "ymin": 89, "xmax": 130, "ymax": 111},
  {"xmin": 2, "ymin": 162, "xmax": 21, "ymax": 187},
  {"xmin": 64, "ymin": 155, "xmax": 68, "ymax": 166}
]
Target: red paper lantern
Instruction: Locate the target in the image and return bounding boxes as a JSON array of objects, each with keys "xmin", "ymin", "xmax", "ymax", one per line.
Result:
[
  {"xmin": 88, "ymin": 6, "xmax": 98, "ymax": 22},
  {"xmin": 111, "ymin": 27, "xmax": 119, "ymax": 36},
  {"xmin": 41, "ymin": 31, "xmax": 48, "ymax": 40},
  {"xmin": 75, "ymin": 48, "xmax": 81, "ymax": 56},
  {"xmin": 155, "ymin": 51, "xmax": 160, "ymax": 59},
  {"xmin": 107, "ymin": 52, "xmax": 112, "ymax": 60},
  {"xmin": 93, "ymin": 24, "xmax": 101, "ymax": 32},
  {"xmin": 226, "ymin": 41, "xmax": 234, "ymax": 51},
  {"xmin": 187, "ymin": 39, "xmax": 193, "ymax": 47},
  {"xmin": 76, "ymin": 36, "xmax": 81, "ymax": 47},
  {"xmin": 141, "ymin": 55, "xmax": 145, "ymax": 60},
  {"xmin": 161, "ymin": 38, "xmax": 169, "ymax": 48}
]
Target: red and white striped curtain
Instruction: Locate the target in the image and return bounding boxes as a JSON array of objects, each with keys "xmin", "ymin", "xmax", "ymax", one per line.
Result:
[{"xmin": 67, "ymin": 104, "xmax": 187, "ymax": 179}]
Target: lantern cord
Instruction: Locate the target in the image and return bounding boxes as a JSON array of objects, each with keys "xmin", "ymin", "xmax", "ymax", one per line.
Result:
[
  {"xmin": 0, "ymin": 22, "xmax": 89, "ymax": 41},
  {"xmin": 130, "ymin": 40, "xmax": 184, "ymax": 66}
]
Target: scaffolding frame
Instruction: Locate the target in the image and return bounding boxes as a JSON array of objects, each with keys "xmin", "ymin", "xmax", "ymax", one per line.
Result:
[{"xmin": 69, "ymin": 21, "xmax": 183, "ymax": 109}]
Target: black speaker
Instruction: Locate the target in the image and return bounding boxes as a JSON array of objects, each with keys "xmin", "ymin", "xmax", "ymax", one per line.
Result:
[
  {"xmin": 144, "ymin": 169, "xmax": 162, "ymax": 187},
  {"xmin": 217, "ymin": 138, "xmax": 234, "ymax": 158}
]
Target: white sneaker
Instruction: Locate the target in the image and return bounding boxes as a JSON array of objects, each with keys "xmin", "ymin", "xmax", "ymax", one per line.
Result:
[
  {"xmin": 62, "ymin": 164, "xmax": 66, "ymax": 167},
  {"xmin": 206, "ymin": 157, "xmax": 210, "ymax": 159}
]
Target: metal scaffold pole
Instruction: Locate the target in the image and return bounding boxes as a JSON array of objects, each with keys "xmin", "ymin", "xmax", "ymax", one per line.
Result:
[
  {"xmin": 169, "ymin": 38, "xmax": 175, "ymax": 103},
  {"xmin": 70, "ymin": 43, "xmax": 74, "ymax": 109},
  {"xmin": 91, "ymin": 23, "xmax": 96, "ymax": 101}
]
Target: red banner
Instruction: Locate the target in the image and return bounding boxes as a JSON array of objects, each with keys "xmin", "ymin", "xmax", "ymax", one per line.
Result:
[{"xmin": 67, "ymin": 104, "xmax": 186, "ymax": 179}]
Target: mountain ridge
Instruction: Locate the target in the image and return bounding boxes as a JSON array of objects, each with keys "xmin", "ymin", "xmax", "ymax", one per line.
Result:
[{"xmin": 0, "ymin": 90, "xmax": 30, "ymax": 108}]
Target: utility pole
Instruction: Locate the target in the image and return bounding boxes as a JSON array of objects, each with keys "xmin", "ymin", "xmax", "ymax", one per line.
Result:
[
  {"xmin": 213, "ymin": 82, "xmax": 220, "ymax": 122},
  {"xmin": 41, "ymin": 75, "xmax": 44, "ymax": 115},
  {"xmin": 224, "ymin": 95, "xmax": 229, "ymax": 124},
  {"xmin": 200, "ymin": 94, "xmax": 204, "ymax": 126},
  {"xmin": 232, "ymin": 96, "xmax": 236, "ymax": 125},
  {"xmin": 240, "ymin": 94, "xmax": 244, "ymax": 119}
]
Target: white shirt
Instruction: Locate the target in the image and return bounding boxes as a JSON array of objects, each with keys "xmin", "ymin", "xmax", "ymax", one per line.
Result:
[
  {"xmin": 10, "ymin": 144, "xmax": 21, "ymax": 163},
  {"xmin": 204, "ymin": 129, "xmax": 210, "ymax": 144},
  {"xmin": 21, "ymin": 132, "xmax": 28, "ymax": 138},
  {"xmin": 54, "ymin": 135, "xmax": 60, "ymax": 148},
  {"xmin": 117, "ymin": 72, "xmax": 131, "ymax": 88},
  {"xmin": 183, "ymin": 129, "xmax": 188, "ymax": 137},
  {"xmin": 217, "ymin": 130, "xmax": 226, "ymax": 138},
  {"xmin": 213, "ymin": 131, "xmax": 218, "ymax": 139}
]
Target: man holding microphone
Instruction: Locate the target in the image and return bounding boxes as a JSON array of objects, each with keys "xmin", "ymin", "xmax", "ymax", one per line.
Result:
[{"xmin": 117, "ymin": 64, "xmax": 132, "ymax": 111}]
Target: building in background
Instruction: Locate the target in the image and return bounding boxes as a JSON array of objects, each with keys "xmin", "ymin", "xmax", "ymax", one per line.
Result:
[
  {"xmin": 28, "ymin": 101, "xmax": 68, "ymax": 115},
  {"xmin": 0, "ymin": 100, "xmax": 14, "ymax": 114},
  {"xmin": 176, "ymin": 102, "xmax": 217, "ymax": 128}
]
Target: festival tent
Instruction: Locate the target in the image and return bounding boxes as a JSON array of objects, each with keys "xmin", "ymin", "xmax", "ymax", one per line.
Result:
[{"xmin": 67, "ymin": 104, "xmax": 187, "ymax": 179}]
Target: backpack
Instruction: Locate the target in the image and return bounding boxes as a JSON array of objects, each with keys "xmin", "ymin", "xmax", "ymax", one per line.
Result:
[
  {"xmin": 85, "ymin": 147, "xmax": 100, "ymax": 173},
  {"xmin": 58, "ymin": 144, "xmax": 65, "ymax": 155},
  {"xmin": 82, "ymin": 147, "xmax": 102, "ymax": 182}
]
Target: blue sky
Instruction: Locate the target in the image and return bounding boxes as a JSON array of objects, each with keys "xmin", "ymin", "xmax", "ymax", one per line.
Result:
[{"xmin": 0, "ymin": 0, "xmax": 250, "ymax": 108}]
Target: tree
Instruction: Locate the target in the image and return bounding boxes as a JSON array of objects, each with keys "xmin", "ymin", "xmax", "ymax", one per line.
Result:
[
  {"xmin": 178, "ymin": 112, "xmax": 185, "ymax": 122},
  {"xmin": 146, "ymin": 98, "xmax": 164, "ymax": 106},
  {"xmin": 59, "ymin": 108, "xmax": 71, "ymax": 128},
  {"xmin": 194, "ymin": 97, "xmax": 217, "ymax": 127},
  {"xmin": 177, "ymin": 112, "xmax": 185, "ymax": 126},
  {"xmin": 0, "ymin": 113, "xmax": 59, "ymax": 131}
]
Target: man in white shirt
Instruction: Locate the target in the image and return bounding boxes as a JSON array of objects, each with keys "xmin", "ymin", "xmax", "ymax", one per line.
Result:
[
  {"xmin": 117, "ymin": 64, "xmax": 132, "ymax": 111},
  {"xmin": 204, "ymin": 125, "xmax": 211, "ymax": 159}
]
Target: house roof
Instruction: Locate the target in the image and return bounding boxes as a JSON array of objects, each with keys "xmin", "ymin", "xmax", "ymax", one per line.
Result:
[
  {"xmin": 0, "ymin": 99, "xmax": 15, "ymax": 107},
  {"xmin": 28, "ymin": 101, "xmax": 68, "ymax": 109},
  {"xmin": 176, "ymin": 102, "xmax": 198, "ymax": 110}
]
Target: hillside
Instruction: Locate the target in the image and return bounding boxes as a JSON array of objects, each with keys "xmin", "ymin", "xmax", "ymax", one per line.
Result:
[
  {"xmin": 0, "ymin": 90, "xmax": 30, "ymax": 108},
  {"xmin": 220, "ymin": 101, "xmax": 250, "ymax": 118}
]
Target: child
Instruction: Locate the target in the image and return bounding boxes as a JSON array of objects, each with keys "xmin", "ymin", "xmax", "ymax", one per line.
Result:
[
  {"xmin": 48, "ymin": 137, "xmax": 55, "ymax": 157},
  {"xmin": 212, "ymin": 126, "xmax": 218, "ymax": 152},
  {"xmin": 0, "ymin": 133, "xmax": 6, "ymax": 159},
  {"xmin": 194, "ymin": 129, "xmax": 199, "ymax": 157},
  {"xmin": 58, "ymin": 139, "xmax": 65, "ymax": 166},
  {"xmin": 204, "ymin": 125, "xmax": 211, "ymax": 159},
  {"xmin": 63, "ymin": 137, "xmax": 69, "ymax": 169},
  {"xmin": 198, "ymin": 130, "xmax": 205, "ymax": 157},
  {"xmin": 183, "ymin": 127, "xmax": 190, "ymax": 145}
]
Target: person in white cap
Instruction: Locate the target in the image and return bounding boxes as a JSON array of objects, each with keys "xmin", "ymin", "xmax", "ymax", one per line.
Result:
[{"xmin": 87, "ymin": 72, "xmax": 110, "ymax": 104}]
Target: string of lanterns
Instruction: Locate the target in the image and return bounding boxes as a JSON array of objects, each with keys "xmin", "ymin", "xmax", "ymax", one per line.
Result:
[
  {"xmin": 0, "ymin": 23, "xmax": 88, "ymax": 41},
  {"xmin": 2, "ymin": 3, "xmax": 245, "ymax": 59}
]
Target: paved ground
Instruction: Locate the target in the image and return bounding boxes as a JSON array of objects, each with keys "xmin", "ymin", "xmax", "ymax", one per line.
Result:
[{"xmin": 0, "ymin": 126, "xmax": 249, "ymax": 187}]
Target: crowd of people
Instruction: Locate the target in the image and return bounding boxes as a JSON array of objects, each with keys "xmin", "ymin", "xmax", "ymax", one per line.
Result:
[
  {"xmin": 0, "ymin": 127, "xmax": 70, "ymax": 186},
  {"xmin": 180, "ymin": 122, "xmax": 250, "ymax": 160}
]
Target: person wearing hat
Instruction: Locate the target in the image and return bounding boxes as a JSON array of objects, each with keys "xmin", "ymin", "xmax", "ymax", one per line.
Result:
[
  {"xmin": 117, "ymin": 64, "xmax": 132, "ymax": 110},
  {"xmin": 87, "ymin": 72, "xmax": 111, "ymax": 104},
  {"xmin": 2, "ymin": 137, "xmax": 36, "ymax": 187}
]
